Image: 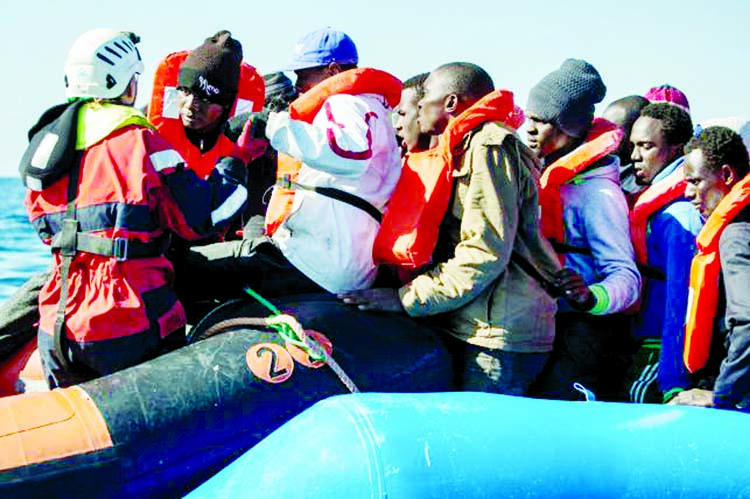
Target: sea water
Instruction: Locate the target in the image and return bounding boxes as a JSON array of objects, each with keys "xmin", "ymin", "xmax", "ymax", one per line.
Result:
[{"xmin": 0, "ymin": 177, "xmax": 48, "ymax": 305}]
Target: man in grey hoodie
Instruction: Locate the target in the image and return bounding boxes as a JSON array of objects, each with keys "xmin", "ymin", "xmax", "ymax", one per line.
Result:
[{"xmin": 524, "ymin": 58, "xmax": 641, "ymax": 401}]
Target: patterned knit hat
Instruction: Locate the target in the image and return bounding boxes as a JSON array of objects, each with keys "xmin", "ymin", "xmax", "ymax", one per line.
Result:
[
  {"xmin": 526, "ymin": 58, "xmax": 607, "ymax": 138},
  {"xmin": 263, "ymin": 72, "xmax": 298, "ymax": 111},
  {"xmin": 178, "ymin": 30, "xmax": 243, "ymax": 106},
  {"xmin": 644, "ymin": 84, "xmax": 690, "ymax": 113}
]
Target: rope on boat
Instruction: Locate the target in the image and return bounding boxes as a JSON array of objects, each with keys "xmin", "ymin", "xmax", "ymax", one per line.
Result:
[
  {"xmin": 198, "ymin": 287, "xmax": 360, "ymax": 393},
  {"xmin": 267, "ymin": 314, "xmax": 360, "ymax": 394}
]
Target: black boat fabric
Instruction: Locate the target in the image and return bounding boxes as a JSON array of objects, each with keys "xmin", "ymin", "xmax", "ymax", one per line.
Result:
[{"xmin": 1, "ymin": 294, "xmax": 451, "ymax": 499}]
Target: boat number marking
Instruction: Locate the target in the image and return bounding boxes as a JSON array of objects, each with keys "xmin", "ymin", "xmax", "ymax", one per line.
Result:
[
  {"xmin": 286, "ymin": 330, "xmax": 333, "ymax": 369},
  {"xmin": 246, "ymin": 343, "xmax": 294, "ymax": 383}
]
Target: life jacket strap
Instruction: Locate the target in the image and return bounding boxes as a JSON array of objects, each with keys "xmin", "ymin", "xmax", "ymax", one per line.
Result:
[
  {"xmin": 52, "ymin": 152, "xmax": 84, "ymax": 371},
  {"xmin": 280, "ymin": 175, "xmax": 382, "ymax": 223},
  {"xmin": 51, "ymin": 233, "xmax": 169, "ymax": 261},
  {"xmin": 551, "ymin": 239, "xmax": 665, "ymax": 281}
]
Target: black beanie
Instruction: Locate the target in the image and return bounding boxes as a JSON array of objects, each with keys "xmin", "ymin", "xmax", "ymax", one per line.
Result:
[
  {"xmin": 526, "ymin": 58, "xmax": 606, "ymax": 138},
  {"xmin": 178, "ymin": 30, "xmax": 243, "ymax": 107}
]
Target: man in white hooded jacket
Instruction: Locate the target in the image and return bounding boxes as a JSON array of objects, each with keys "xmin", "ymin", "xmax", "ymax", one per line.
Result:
[{"xmin": 179, "ymin": 28, "xmax": 402, "ymax": 307}]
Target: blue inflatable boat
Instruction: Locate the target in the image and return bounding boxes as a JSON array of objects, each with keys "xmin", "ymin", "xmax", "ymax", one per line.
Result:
[{"xmin": 188, "ymin": 391, "xmax": 750, "ymax": 498}]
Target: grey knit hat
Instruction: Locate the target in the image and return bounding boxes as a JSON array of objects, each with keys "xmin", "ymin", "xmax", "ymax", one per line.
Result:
[
  {"xmin": 262, "ymin": 72, "xmax": 298, "ymax": 111},
  {"xmin": 526, "ymin": 58, "xmax": 606, "ymax": 138}
]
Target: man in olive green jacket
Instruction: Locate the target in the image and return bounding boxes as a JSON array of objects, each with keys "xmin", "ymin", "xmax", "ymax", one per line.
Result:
[{"xmin": 340, "ymin": 62, "xmax": 560, "ymax": 395}]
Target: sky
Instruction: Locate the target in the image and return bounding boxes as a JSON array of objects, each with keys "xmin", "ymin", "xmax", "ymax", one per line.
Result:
[{"xmin": 2, "ymin": 0, "xmax": 749, "ymax": 177}]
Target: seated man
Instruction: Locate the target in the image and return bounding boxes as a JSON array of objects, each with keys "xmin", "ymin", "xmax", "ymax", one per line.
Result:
[
  {"xmin": 524, "ymin": 59, "xmax": 641, "ymax": 401},
  {"xmin": 340, "ymin": 62, "xmax": 561, "ymax": 396},
  {"xmin": 601, "ymin": 94, "xmax": 649, "ymax": 199},
  {"xmin": 394, "ymin": 72, "xmax": 438, "ymax": 154},
  {"xmin": 179, "ymin": 28, "xmax": 403, "ymax": 310},
  {"xmin": 149, "ymin": 30, "xmax": 267, "ymax": 242},
  {"xmin": 375, "ymin": 72, "xmax": 440, "ymax": 287},
  {"xmin": 627, "ymin": 102, "xmax": 703, "ymax": 403},
  {"xmin": 669, "ymin": 126, "xmax": 750, "ymax": 412},
  {"xmin": 148, "ymin": 30, "xmax": 265, "ymax": 180}
]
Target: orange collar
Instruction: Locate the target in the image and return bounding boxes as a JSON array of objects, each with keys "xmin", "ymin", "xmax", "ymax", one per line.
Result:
[
  {"xmin": 697, "ymin": 173, "xmax": 750, "ymax": 251},
  {"xmin": 289, "ymin": 68, "xmax": 402, "ymax": 123},
  {"xmin": 442, "ymin": 90, "xmax": 518, "ymax": 152}
]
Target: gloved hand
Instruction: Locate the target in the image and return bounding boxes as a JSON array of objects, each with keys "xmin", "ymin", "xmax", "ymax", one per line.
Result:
[
  {"xmin": 554, "ymin": 268, "xmax": 596, "ymax": 311},
  {"xmin": 230, "ymin": 114, "xmax": 268, "ymax": 164}
]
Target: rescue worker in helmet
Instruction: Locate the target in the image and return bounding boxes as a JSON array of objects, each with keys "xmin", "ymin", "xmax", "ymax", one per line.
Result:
[
  {"xmin": 0, "ymin": 30, "xmax": 279, "ymax": 364},
  {"xmin": 19, "ymin": 29, "xmax": 258, "ymax": 388}
]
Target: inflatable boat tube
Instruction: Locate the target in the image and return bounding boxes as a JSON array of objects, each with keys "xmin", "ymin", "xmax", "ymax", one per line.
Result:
[
  {"xmin": 0, "ymin": 295, "xmax": 451, "ymax": 498},
  {"xmin": 188, "ymin": 392, "xmax": 750, "ymax": 499}
]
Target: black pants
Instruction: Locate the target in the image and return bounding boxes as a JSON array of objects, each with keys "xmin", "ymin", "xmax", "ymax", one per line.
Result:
[
  {"xmin": 531, "ymin": 311, "xmax": 637, "ymax": 401},
  {"xmin": 172, "ymin": 237, "xmax": 327, "ymax": 324},
  {"xmin": 37, "ymin": 327, "xmax": 186, "ymax": 389}
]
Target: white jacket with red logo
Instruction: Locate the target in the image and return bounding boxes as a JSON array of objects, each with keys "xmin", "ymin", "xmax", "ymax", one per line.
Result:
[{"xmin": 266, "ymin": 92, "xmax": 401, "ymax": 293}]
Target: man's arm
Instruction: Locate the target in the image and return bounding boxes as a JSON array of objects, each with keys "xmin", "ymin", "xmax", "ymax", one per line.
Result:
[
  {"xmin": 579, "ymin": 182, "xmax": 641, "ymax": 314},
  {"xmin": 265, "ymin": 94, "xmax": 378, "ymax": 177},
  {"xmin": 713, "ymin": 222, "xmax": 750, "ymax": 409},
  {"xmin": 145, "ymin": 129, "xmax": 248, "ymax": 240}
]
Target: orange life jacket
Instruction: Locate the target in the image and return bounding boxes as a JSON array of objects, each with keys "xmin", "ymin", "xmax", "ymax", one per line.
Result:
[
  {"xmin": 263, "ymin": 68, "xmax": 402, "ymax": 236},
  {"xmin": 288, "ymin": 68, "xmax": 402, "ymax": 122},
  {"xmin": 683, "ymin": 173, "xmax": 750, "ymax": 372},
  {"xmin": 629, "ymin": 165, "xmax": 687, "ymax": 265},
  {"xmin": 372, "ymin": 90, "xmax": 520, "ymax": 268},
  {"xmin": 263, "ymin": 153, "xmax": 302, "ymax": 236},
  {"xmin": 148, "ymin": 51, "xmax": 265, "ymax": 179},
  {"xmin": 539, "ymin": 119, "xmax": 623, "ymax": 245}
]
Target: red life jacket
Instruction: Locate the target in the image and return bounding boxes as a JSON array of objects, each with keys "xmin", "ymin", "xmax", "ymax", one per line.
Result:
[
  {"xmin": 539, "ymin": 119, "xmax": 623, "ymax": 245},
  {"xmin": 629, "ymin": 165, "xmax": 687, "ymax": 265},
  {"xmin": 683, "ymin": 173, "xmax": 750, "ymax": 372},
  {"xmin": 148, "ymin": 51, "xmax": 265, "ymax": 179},
  {"xmin": 27, "ymin": 106, "xmax": 188, "ymax": 343},
  {"xmin": 372, "ymin": 90, "xmax": 521, "ymax": 268},
  {"xmin": 263, "ymin": 68, "xmax": 402, "ymax": 236}
]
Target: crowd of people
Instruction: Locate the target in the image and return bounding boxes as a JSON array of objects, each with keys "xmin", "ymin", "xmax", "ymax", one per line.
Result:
[{"xmin": 3, "ymin": 26, "xmax": 748, "ymax": 413}]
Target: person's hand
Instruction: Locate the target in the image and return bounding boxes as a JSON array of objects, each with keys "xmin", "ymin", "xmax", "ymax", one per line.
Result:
[
  {"xmin": 666, "ymin": 388, "xmax": 715, "ymax": 408},
  {"xmin": 230, "ymin": 114, "xmax": 268, "ymax": 164},
  {"xmin": 555, "ymin": 268, "xmax": 595, "ymax": 311},
  {"xmin": 337, "ymin": 288, "xmax": 405, "ymax": 313}
]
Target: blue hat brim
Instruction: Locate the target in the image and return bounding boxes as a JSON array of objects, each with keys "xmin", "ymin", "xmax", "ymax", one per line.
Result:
[
  {"xmin": 280, "ymin": 57, "xmax": 358, "ymax": 72},
  {"xmin": 279, "ymin": 60, "xmax": 324, "ymax": 72}
]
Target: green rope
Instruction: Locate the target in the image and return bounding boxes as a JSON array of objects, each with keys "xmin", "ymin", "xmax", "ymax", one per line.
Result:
[
  {"xmin": 242, "ymin": 286, "xmax": 359, "ymax": 392},
  {"xmin": 242, "ymin": 286, "xmax": 325, "ymax": 362},
  {"xmin": 243, "ymin": 286, "xmax": 281, "ymax": 314}
]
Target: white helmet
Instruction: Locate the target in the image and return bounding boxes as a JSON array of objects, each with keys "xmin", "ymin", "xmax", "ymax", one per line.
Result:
[{"xmin": 64, "ymin": 29, "xmax": 144, "ymax": 99}]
